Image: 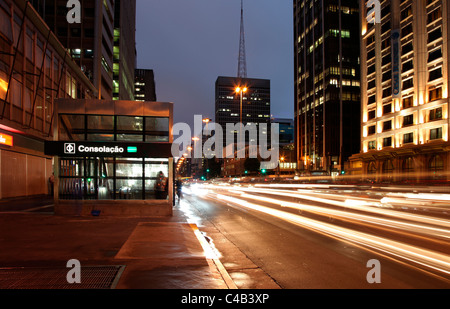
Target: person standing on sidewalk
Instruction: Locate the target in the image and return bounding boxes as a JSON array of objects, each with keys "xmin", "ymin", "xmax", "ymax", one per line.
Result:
[
  {"xmin": 155, "ymin": 171, "xmax": 167, "ymax": 199},
  {"xmin": 175, "ymin": 178, "xmax": 183, "ymax": 201}
]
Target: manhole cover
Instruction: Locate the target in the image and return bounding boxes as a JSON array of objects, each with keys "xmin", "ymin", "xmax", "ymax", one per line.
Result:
[{"xmin": 0, "ymin": 265, "xmax": 125, "ymax": 289}]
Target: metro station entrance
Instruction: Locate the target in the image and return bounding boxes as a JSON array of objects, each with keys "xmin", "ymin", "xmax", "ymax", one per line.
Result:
[{"xmin": 46, "ymin": 99, "xmax": 175, "ymax": 216}]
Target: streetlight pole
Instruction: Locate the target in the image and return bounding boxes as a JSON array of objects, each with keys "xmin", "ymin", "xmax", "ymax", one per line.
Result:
[
  {"xmin": 235, "ymin": 86, "xmax": 247, "ymax": 159},
  {"xmin": 278, "ymin": 156, "xmax": 285, "ymax": 178},
  {"xmin": 191, "ymin": 137, "xmax": 200, "ymax": 179}
]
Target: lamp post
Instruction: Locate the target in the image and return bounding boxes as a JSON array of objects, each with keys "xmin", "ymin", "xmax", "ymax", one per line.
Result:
[
  {"xmin": 202, "ymin": 118, "xmax": 212, "ymax": 179},
  {"xmin": 235, "ymin": 86, "xmax": 247, "ymax": 163},
  {"xmin": 191, "ymin": 137, "xmax": 200, "ymax": 179},
  {"xmin": 278, "ymin": 156, "xmax": 285, "ymax": 177}
]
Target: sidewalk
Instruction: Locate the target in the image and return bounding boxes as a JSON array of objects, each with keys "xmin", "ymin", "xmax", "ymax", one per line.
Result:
[{"xmin": 0, "ymin": 203, "xmax": 235, "ymax": 289}]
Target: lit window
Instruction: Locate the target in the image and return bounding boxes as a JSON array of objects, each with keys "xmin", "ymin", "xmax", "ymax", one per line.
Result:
[
  {"xmin": 430, "ymin": 127, "xmax": 442, "ymax": 140},
  {"xmin": 429, "ymin": 107, "xmax": 442, "ymax": 121}
]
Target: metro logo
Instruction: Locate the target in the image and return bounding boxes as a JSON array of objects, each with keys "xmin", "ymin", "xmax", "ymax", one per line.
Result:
[{"xmin": 64, "ymin": 143, "xmax": 76, "ymax": 154}]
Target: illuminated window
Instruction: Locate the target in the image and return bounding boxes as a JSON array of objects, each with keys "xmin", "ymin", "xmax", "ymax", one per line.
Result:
[
  {"xmin": 403, "ymin": 78, "xmax": 413, "ymax": 90},
  {"xmin": 429, "ymin": 87, "xmax": 442, "ymax": 102},
  {"xmin": 429, "ymin": 107, "xmax": 442, "ymax": 121},
  {"xmin": 383, "ymin": 136, "xmax": 392, "ymax": 147},
  {"xmin": 403, "ymin": 96, "xmax": 413, "ymax": 109},
  {"xmin": 403, "ymin": 114, "xmax": 414, "ymax": 127},
  {"xmin": 430, "ymin": 127, "xmax": 442, "ymax": 140},
  {"xmin": 403, "ymin": 132, "xmax": 414, "ymax": 144}
]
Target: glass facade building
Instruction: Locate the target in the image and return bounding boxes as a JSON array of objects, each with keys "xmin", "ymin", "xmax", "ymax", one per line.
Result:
[{"xmin": 293, "ymin": 0, "xmax": 361, "ymax": 173}]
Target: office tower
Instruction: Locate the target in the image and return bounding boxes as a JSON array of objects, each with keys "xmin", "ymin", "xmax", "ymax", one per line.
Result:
[
  {"xmin": 215, "ymin": 76, "xmax": 271, "ymax": 148},
  {"xmin": 349, "ymin": 0, "xmax": 450, "ymax": 181},
  {"xmin": 272, "ymin": 118, "xmax": 294, "ymax": 146},
  {"xmin": 135, "ymin": 69, "xmax": 157, "ymax": 102},
  {"xmin": 214, "ymin": 1, "xmax": 272, "ymax": 180},
  {"xmin": 113, "ymin": 0, "xmax": 136, "ymax": 100},
  {"xmin": 30, "ymin": 0, "xmax": 136, "ymax": 101},
  {"xmin": 0, "ymin": 0, "xmax": 97, "ymax": 200},
  {"xmin": 293, "ymin": 1, "xmax": 361, "ymax": 173}
]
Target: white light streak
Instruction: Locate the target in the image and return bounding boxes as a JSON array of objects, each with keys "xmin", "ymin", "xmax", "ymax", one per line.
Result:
[{"xmin": 216, "ymin": 194, "xmax": 450, "ymax": 277}]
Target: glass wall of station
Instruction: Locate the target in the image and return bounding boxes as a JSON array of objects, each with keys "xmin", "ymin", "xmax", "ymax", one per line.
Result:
[
  {"xmin": 58, "ymin": 114, "xmax": 169, "ymax": 142},
  {"xmin": 58, "ymin": 113, "xmax": 170, "ymax": 200}
]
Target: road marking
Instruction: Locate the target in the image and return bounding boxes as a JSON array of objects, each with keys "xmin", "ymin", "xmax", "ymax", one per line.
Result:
[{"xmin": 189, "ymin": 223, "xmax": 238, "ymax": 289}]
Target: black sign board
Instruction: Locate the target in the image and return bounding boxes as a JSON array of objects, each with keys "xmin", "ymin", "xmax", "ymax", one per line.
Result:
[{"xmin": 44, "ymin": 141, "xmax": 173, "ymax": 158}]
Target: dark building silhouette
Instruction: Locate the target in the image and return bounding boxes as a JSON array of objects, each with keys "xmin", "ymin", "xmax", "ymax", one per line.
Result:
[
  {"xmin": 113, "ymin": 0, "xmax": 136, "ymax": 100},
  {"xmin": 294, "ymin": 1, "xmax": 361, "ymax": 173},
  {"xmin": 30, "ymin": 0, "xmax": 136, "ymax": 100},
  {"xmin": 215, "ymin": 76, "xmax": 271, "ymax": 149},
  {"xmin": 135, "ymin": 69, "xmax": 157, "ymax": 102},
  {"xmin": 272, "ymin": 118, "xmax": 294, "ymax": 146}
]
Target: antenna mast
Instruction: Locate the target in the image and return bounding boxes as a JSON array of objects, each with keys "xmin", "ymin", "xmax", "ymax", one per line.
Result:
[{"xmin": 237, "ymin": 0, "xmax": 247, "ymax": 78}]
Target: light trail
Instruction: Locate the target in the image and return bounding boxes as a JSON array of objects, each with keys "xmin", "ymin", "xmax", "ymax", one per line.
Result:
[
  {"xmin": 237, "ymin": 192, "xmax": 450, "ymax": 240},
  {"xmin": 215, "ymin": 193, "xmax": 450, "ymax": 279},
  {"xmin": 204, "ymin": 184, "xmax": 450, "ymax": 229}
]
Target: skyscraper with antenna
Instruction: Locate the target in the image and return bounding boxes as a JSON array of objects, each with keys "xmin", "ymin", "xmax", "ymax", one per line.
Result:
[
  {"xmin": 215, "ymin": 0, "xmax": 271, "ymax": 163},
  {"xmin": 237, "ymin": 0, "xmax": 247, "ymax": 78}
]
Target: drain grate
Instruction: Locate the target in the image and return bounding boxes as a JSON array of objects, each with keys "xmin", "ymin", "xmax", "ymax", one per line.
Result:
[{"xmin": 0, "ymin": 265, "xmax": 125, "ymax": 289}]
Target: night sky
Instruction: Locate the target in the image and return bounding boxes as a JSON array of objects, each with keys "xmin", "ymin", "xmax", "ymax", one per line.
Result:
[{"xmin": 135, "ymin": 0, "xmax": 294, "ymax": 129}]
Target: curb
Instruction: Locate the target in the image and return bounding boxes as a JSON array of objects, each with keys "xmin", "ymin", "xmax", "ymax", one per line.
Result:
[{"xmin": 189, "ymin": 223, "xmax": 238, "ymax": 289}]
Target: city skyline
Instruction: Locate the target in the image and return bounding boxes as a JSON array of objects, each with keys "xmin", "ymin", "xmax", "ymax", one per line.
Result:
[{"xmin": 135, "ymin": 0, "xmax": 294, "ymax": 128}]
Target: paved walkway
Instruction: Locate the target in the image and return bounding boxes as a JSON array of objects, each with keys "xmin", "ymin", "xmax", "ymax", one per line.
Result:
[{"xmin": 0, "ymin": 202, "xmax": 234, "ymax": 289}]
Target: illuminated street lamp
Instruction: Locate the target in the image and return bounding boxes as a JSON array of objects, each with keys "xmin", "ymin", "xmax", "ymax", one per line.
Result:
[
  {"xmin": 235, "ymin": 86, "xmax": 248, "ymax": 156},
  {"xmin": 278, "ymin": 156, "xmax": 285, "ymax": 177}
]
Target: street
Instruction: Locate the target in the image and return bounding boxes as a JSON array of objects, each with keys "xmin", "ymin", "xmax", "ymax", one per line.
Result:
[{"xmin": 179, "ymin": 181, "xmax": 450, "ymax": 289}]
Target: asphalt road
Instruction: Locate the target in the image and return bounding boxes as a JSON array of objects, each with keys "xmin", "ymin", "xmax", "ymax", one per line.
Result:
[{"xmin": 180, "ymin": 183, "xmax": 450, "ymax": 289}]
